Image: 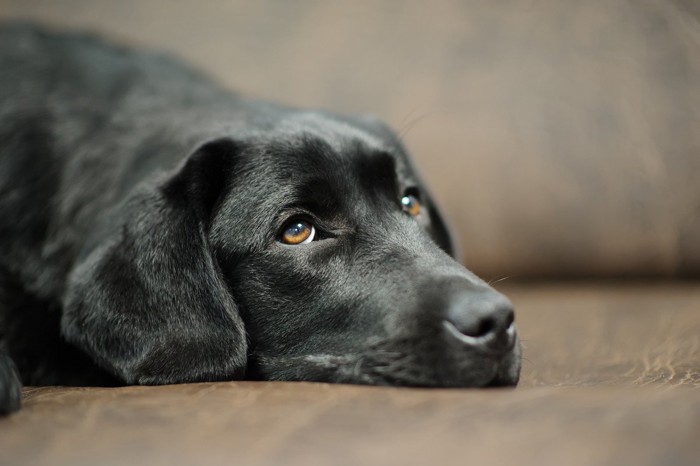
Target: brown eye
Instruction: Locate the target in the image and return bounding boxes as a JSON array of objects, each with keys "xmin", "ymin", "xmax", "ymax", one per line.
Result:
[
  {"xmin": 401, "ymin": 194, "xmax": 421, "ymax": 217},
  {"xmin": 281, "ymin": 220, "xmax": 316, "ymax": 245}
]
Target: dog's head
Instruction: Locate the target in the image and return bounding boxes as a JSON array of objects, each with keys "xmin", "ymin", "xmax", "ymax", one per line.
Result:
[{"xmin": 63, "ymin": 111, "xmax": 520, "ymax": 388}]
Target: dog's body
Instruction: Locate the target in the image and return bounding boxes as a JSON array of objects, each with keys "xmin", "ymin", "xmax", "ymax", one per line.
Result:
[{"xmin": 0, "ymin": 23, "xmax": 520, "ymax": 414}]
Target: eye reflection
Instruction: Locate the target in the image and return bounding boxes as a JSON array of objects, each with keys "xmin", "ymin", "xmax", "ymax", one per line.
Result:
[
  {"xmin": 281, "ymin": 220, "xmax": 316, "ymax": 245},
  {"xmin": 401, "ymin": 194, "xmax": 421, "ymax": 217}
]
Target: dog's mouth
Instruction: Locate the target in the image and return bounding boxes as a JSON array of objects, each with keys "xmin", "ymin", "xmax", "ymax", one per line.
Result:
[{"xmin": 247, "ymin": 333, "xmax": 521, "ymax": 388}]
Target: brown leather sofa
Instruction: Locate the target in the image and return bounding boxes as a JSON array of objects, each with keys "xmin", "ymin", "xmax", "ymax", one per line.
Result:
[{"xmin": 1, "ymin": 2, "xmax": 698, "ymax": 465}]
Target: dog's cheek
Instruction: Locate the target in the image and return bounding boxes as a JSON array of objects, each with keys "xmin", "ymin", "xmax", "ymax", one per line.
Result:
[{"xmin": 231, "ymin": 253, "xmax": 368, "ymax": 357}]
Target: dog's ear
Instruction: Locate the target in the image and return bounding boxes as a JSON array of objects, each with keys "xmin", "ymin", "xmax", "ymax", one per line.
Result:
[{"xmin": 62, "ymin": 138, "xmax": 246, "ymax": 385}]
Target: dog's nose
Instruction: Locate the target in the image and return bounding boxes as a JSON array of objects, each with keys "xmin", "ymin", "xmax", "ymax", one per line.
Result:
[{"xmin": 444, "ymin": 289, "xmax": 516, "ymax": 353}]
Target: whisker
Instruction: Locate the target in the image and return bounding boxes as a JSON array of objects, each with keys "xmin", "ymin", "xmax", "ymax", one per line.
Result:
[
  {"xmin": 487, "ymin": 275, "xmax": 516, "ymax": 286},
  {"xmin": 397, "ymin": 112, "xmax": 431, "ymax": 140}
]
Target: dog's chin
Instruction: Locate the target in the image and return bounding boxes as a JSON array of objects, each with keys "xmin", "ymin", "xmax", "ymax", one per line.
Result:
[
  {"xmin": 249, "ymin": 339, "xmax": 521, "ymax": 388},
  {"xmin": 483, "ymin": 342, "xmax": 521, "ymax": 387}
]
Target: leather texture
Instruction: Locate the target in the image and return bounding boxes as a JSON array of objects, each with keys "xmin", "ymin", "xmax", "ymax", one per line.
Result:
[{"xmin": 1, "ymin": 284, "xmax": 698, "ymax": 466}]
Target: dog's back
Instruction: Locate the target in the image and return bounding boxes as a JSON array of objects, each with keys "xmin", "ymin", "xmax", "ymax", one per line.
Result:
[{"xmin": 0, "ymin": 24, "xmax": 236, "ymax": 296}]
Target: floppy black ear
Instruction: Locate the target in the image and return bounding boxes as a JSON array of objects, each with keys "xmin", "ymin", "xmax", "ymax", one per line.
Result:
[{"xmin": 62, "ymin": 138, "xmax": 246, "ymax": 385}]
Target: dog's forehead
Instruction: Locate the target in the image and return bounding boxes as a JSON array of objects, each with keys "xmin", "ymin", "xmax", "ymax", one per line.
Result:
[
  {"xmin": 272, "ymin": 112, "xmax": 389, "ymax": 154},
  {"xmin": 230, "ymin": 111, "xmax": 420, "ymax": 212},
  {"xmin": 257, "ymin": 111, "xmax": 418, "ymax": 186}
]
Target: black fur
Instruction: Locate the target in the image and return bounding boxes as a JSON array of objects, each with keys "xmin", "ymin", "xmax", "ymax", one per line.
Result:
[{"xmin": 0, "ymin": 23, "xmax": 520, "ymax": 414}]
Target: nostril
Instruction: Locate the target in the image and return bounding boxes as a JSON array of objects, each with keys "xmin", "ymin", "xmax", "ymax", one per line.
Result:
[
  {"xmin": 463, "ymin": 316, "xmax": 496, "ymax": 338},
  {"xmin": 504, "ymin": 310, "xmax": 515, "ymax": 329},
  {"xmin": 449, "ymin": 306, "xmax": 513, "ymax": 339}
]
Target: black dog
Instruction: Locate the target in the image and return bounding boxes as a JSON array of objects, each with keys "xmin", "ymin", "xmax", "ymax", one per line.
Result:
[{"xmin": 0, "ymin": 23, "xmax": 520, "ymax": 415}]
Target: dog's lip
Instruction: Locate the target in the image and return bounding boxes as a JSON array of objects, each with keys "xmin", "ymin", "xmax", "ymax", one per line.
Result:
[{"xmin": 442, "ymin": 320, "xmax": 517, "ymax": 355}]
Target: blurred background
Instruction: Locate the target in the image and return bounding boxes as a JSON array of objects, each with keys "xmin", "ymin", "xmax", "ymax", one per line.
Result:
[{"xmin": 1, "ymin": 0, "xmax": 699, "ymax": 280}]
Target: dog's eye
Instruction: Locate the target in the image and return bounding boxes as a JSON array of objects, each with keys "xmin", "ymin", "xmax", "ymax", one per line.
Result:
[
  {"xmin": 401, "ymin": 194, "xmax": 421, "ymax": 217},
  {"xmin": 280, "ymin": 220, "xmax": 316, "ymax": 245}
]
